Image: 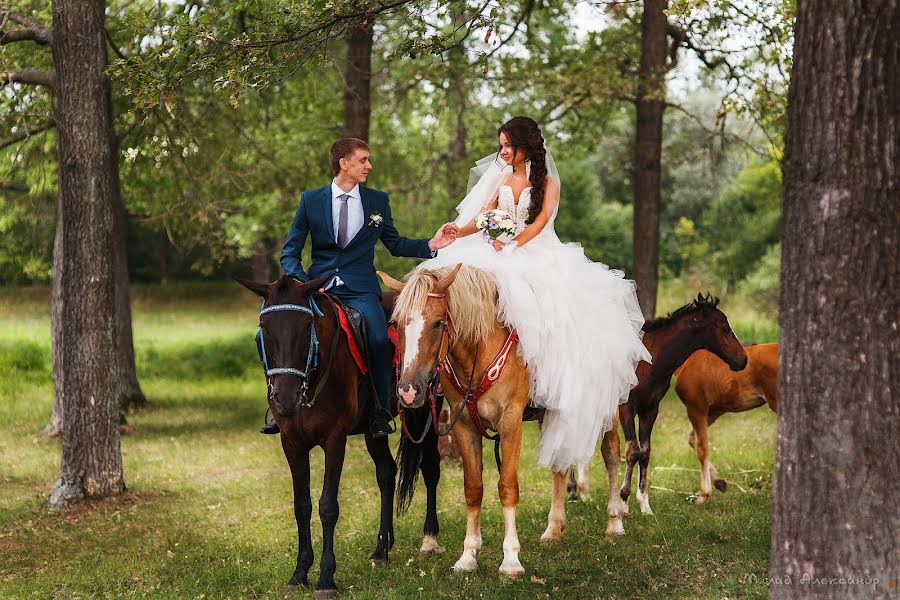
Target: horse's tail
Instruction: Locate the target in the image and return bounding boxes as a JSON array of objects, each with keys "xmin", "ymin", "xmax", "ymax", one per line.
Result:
[{"xmin": 395, "ymin": 407, "xmax": 427, "ymax": 515}]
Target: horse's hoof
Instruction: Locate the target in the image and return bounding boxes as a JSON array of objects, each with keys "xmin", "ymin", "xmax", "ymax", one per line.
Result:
[
  {"xmin": 540, "ymin": 528, "xmax": 563, "ymax": 544},
  {"xmin": 452, "ymin": 554, "xmax": 478, "ymax": 573},
  {"xmin": 499, "ymin": 561, "xmax": 525, "ymax": 577},
  {"xmin": 566, "ymin": 491, "xmax": 578, "ymax": 502},
  {"xmin": 691, "ymin": 493, "xmax": 709, "ymax": 505},
  {"xmin": 315, "ymin": 589, "xmax": 337, "ymax": 599},
  {"xmin": 713, "ymin": 479, "xmax": 728, "ymax": 492},
  {"xmin": 419, "ymin": 535, "xmax": 445, "ymax": 555},
  {"xmin": 605, "ymin": 523, "xmax": 626, "ymax": 540}
]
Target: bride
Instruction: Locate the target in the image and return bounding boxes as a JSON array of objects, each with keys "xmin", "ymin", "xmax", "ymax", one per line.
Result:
[{"xmin": 421, "ymin": 116, "xmax": 650, "ymax": 471}]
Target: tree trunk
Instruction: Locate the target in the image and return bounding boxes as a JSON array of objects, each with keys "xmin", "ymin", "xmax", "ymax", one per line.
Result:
[
  {"xmin": 343, "ymin": 24, "xmax": 373, "ymax": 141},
  {"xmin": 47, "ymin": 0, "xmax": 125, "ymax": 508},
  {"xmin": 43, "ymin": 211, "xmax": 64, "ymax": 438},
  {"xmin": 445, "ymin": 7, "xmax": 468, "ymax": 202},
  {"xmin": 771, "ymin": 1, "xmax": 898, "ymax": 597},
  {"xmin": 631, "ymin": 0, "xmax": 668, "ymax": 320},
  {"xmin": 251, "ymin": 239, "xmax": 272, "ymax": 282},
  {"xmin": 110, "ymin": 130, "xmax": 145, "ymax": 414}
]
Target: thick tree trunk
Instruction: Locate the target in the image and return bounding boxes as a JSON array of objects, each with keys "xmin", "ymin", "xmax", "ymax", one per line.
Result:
[
  {"xmin": 47, "ymin": 0, "xmax": 125, "ymax": 508},
  {"xmin": 343, "ymin": 24, "xmax": 373, "ymax": 141},
  {"xmin": 631, "ymin": 0, "xmax": 668, "ymax": 320},
  {"xmin": 771, "ymin": 1, "xmax": 898, "ymax": 597}
]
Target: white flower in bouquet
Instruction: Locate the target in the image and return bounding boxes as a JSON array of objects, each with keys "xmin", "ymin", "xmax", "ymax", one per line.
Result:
[{"xmin": 475, "ymin": 209, "xmax": 516, "ymax": 244}]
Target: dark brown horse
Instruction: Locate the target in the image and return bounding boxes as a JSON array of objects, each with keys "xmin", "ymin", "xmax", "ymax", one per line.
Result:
[
  {"xmin": 564, "ymin": 294, "xmax": 747, "ymax": 535},
  {"xmin": 240, "ymin": 276, "xmax": 443, "ymax": 597},
  {"xmin": 618, "ymin": 293, "xmax": 747, "ymax": 515}
]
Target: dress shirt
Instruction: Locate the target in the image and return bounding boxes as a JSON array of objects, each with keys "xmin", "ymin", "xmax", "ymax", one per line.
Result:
[{"xmin": 325, "ymin": 180, "xmax": 364, "ymax": 290}]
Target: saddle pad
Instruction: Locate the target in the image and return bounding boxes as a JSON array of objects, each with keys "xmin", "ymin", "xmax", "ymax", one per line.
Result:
[
  {"xmin": 388, "ymin": 322, "xmax": 400, "ymax": 369},
  {"xmin": 334, "ymin": 304, "xmax": 368, "ymax": 375}
]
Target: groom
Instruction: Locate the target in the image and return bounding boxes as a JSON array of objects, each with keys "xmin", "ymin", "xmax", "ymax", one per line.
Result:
[{"xmin": 262, "ymin": 137, "xmax": 458, "ymax": 437}]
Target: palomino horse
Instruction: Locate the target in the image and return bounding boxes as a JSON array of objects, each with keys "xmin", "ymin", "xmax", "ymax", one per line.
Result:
[
  {"xmin": 380, "ymin": 264, "xmax": 543, "ymax": 576},
  {"xmin": 239, "ymin": 276, "xmax": 443, "ymax": 597},
  {"xmin": 674, "ymin": 342, "xmax": 778, "ymax": 503},
  {"xmin": 567, "ymin": 294, "xmax": 747, "ymax": 527}
]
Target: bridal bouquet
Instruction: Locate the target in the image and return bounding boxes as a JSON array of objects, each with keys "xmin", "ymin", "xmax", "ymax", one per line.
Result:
[{"xmin": 475, "ymin": 209, "xmax": 516, "ymax": 244}]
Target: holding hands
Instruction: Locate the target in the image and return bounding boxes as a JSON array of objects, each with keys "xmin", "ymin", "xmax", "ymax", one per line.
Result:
[{"xmin": 429, "ymin": 222, "xmax": 459, "ymax": 251}]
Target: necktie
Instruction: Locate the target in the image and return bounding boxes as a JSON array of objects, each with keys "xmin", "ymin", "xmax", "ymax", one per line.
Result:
[{"xmin": 337, "ymin": 193, "xmax": 350, "ymax": 247}]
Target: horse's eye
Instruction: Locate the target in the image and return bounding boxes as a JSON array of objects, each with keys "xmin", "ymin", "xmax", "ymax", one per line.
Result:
[{"xmin": 434, "ymin": 319, "xmax": 444, "ymax": 330}]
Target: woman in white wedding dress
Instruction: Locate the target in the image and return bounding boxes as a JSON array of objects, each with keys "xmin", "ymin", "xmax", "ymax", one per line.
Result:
[{"xmin": 420, "ymin": 116, "xmax": 650, "ymax": 472}]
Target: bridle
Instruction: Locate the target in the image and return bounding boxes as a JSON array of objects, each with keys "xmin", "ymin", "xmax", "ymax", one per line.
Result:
[
  {"xmin": 257, "ymin": 295, "xmax": 340, "ymax": 409},
  {"xmin": 397, "ymin": 286, "xmax": 481, "ymax": 444}
]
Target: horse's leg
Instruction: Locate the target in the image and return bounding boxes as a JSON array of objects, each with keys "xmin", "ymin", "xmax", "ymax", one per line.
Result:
[
  {"xmin": 566, "ymin": 467, "xmax": 578, "ymax": 501},
  {"xmin": 687, "ymin": 409, "xmax": 712, "ymax": 504},
  {"xmin": 601, "ymin": 427, "xmax": 626, "ymax": 539},
  {"xmin": 451, "ymin": 425, "xmax": 484, "ymax": 573},
  {"xmin": 497, "ymin": 412, "xmax": 525, "ymax": 576},
  {"xmin": 540, "ymin": 469, "xmax": 568, "ymax": 544},
  {"xmin": 315, "ymin": 435, "xmax": 347, "ymax": 597},
  {"xmin": 364, "ymin": 432, "xmax": 396, "ymax": 562},
  {"xmin": 284, "ymin": 444, "xmax": 314, "ymax": 589},
  {"xmin": 636, "ymin": 407, "xmax": 659, "ymax": 515},
  {"xmin": 706, "ymin": 410, "xmax": 727, "ymax": 492},
  {"xmin": 419, "ymin": 425, "xmax": 444, "ymax": 555},
  {"xmin": 566, "ymin": 462, "xmax": 591, "ymax": 502},
  {"xmin": 618, "ymin": 403, "xmax": 638, "ymax": 516}
]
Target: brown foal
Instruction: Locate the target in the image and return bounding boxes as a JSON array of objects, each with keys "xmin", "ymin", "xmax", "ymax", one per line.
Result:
[{"xmin": 674, "ymin": 342, "xmax": 778, "ymax": 503}]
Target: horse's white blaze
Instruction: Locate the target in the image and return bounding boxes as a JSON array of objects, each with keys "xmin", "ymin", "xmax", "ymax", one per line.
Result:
[{"xmin": 402, "ymin": 314, "xmax": 425, "ymax": 372}]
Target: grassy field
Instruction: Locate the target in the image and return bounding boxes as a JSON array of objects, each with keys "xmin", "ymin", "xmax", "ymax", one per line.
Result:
[{"xmin": 0, "ymin": 282, "xmax": 778, "ymax": 599}]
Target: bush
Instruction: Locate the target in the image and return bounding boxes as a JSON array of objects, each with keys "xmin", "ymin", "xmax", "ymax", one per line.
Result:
[{"xmin": 738, "ymin": 243, "xmax": 781, "ymax": 314}]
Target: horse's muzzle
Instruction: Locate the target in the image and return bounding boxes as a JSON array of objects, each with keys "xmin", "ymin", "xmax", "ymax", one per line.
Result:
[
  {"xmin": 397, "ymin": 381, "xmax": 426, "ymax": 409},
  {"xmin": 269, "ymin": 379, "xmax": 305, "ymax": 417},
  {"xmin": 728, "ymin": 354, "xmax": 749, "ymax": 372}
]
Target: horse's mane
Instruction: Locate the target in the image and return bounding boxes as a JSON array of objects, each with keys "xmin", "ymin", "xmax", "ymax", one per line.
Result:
[
  {"xmin": 392, "ymin": 265, "xmax": 498, "ymax": 347},
  {"xmin": 643, "ymin": 294, "xmax": 720, "ymax": 332}
]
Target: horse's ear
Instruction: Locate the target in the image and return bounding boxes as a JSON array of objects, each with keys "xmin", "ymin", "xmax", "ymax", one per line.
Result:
[
  {"xmin": 236, "ymin": 278, "xmax": 271, "ymax": 299},
  {"xmin": 696, "ymin": 292, "xmax": 705, "ymax": 304},
  {"xmin": 433, "ymin": 263, "xmax": 463, "ymax": 296},
  {"xmin": 378, "ymin": 271, "xmax": 404, "ymax": 293},
  {"xmin": 299, "ymin": 275, "xmax": 331, "ymax": 293}
]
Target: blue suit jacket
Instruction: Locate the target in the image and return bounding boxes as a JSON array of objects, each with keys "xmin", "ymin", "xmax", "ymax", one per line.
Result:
[{"xmin": 280, "ymin": 184, "xmax": 433, "ymax": 297}]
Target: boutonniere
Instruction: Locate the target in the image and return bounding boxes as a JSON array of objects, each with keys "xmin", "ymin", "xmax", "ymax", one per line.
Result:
[{"xmin": 368, "ymin": 211, "xmax": 383, "ymax": 228}]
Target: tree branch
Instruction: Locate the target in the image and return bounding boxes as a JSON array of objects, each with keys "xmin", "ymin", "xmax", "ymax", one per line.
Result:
[
  {"xmin": 0, "ymin": 7, "xmax": 51, "ymax": 45},
  {"xmin": 0, "ymin": 120, "xmax": 55, "ymax": 150},
  {"xmin": 1, "ymin": 69, "xmax": 56, "ymax": 88},
  {"xmin": 0, "ymin": 26, "xmax": 51, "ymax": 45}
]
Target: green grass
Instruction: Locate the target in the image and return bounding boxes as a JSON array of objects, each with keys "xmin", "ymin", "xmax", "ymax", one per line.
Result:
[{"xmin": 0, "ymin": 282, "xmax": 777, "ymax": 599}]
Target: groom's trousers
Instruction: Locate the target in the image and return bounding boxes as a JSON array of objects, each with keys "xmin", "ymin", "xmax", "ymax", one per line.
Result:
[{"xmin": 328, "ymin": 286, "xmax": 392, "ymax": 414}]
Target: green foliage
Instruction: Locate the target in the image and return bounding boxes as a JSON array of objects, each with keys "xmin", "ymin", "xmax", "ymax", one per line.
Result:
[
  {"xmin": 700, "ymin": 156, "xmax": 781, "ymax": 285},
  {"xmin": 738, "ymin": 242, "xmax": 780, "ymax": 314}
]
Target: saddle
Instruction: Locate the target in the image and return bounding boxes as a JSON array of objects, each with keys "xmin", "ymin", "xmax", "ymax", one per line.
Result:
[{"xmin": 327, "ymin": 295, "xmax": 400, "ymax": 412}]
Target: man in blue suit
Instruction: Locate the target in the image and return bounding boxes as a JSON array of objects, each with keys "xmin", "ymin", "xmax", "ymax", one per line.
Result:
[{"xmin": 262, "ymin": 138, "xmax": 458, "ymax": 437}]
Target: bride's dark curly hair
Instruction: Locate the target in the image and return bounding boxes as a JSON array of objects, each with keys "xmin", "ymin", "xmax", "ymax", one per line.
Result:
[{"xmin": 498, "ymin": 116, "xmax": 547, "ymax": 225}]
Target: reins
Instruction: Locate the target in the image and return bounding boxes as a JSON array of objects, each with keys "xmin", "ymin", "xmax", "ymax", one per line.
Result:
[{"xmin": 398, "ymin": 284, "xmax": 517, "ymax": 473}]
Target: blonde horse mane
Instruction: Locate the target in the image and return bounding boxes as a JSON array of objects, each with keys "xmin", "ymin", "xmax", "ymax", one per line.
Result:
[{"xmin": 392, "ymin": 265, "xmax": 499, "ymax": 347}]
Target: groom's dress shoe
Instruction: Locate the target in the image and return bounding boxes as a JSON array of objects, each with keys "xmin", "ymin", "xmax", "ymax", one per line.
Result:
[{"xmin": 260, "ymin": 419, "xmax": 280, "ymax": 435}]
